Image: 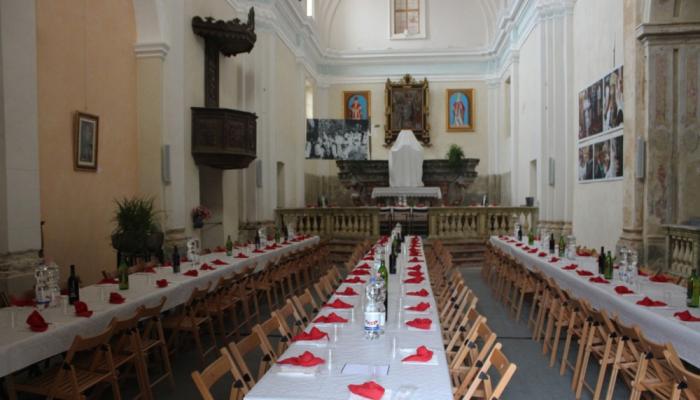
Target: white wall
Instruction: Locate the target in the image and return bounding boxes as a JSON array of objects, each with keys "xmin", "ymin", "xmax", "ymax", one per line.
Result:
[{"xmin": 571, "ymin": 0, "xmax": 624, "ymax": 249}]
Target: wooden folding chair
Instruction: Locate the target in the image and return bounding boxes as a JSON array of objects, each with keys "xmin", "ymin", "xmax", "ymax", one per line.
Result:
[
  {"xmin": 191, "ymin": 348, "xmax": 248, "ymax": 400},
  {"xmin": 256, "ymin": 315, "xmax": 292, "ymax": 358},
  {"xmin": 575, "ymin": 302, "xmax": 619, "ymax": 400},
  {"xmin": 137, "ymin": 297, "xmax": 175, "ymax": 394},
  {"xmin": 450, "ymin": 320, "xmax": 498, "ymax": 396},
  {"xmin": 313, "ymin": 276, "xmax": 334, "ymax": 304},
  {"xmin": 227, "ymin": 329, "xmax": 276, "ymax": 385},
  {"xmin": 272, "ymin": 300, "xmax": 305, "ymax": 339},
  {"xmin": 459, "ymin": 343, "xmax": 517, "ymax": 400},
  {"xmin": 163, "ymin": 283, "xmax": 217, "ymax": 366},
  {"xmin": 207, "ymin": 276, "xmax": 238, "ymax": 340},
  {"xmin": 107, "ymin": 311, "xmax": 153, "ymax": 400},
  {"xmin": 664, "ymin": 348, "xmax": 700, "ymax": 400},
  {"xmin": 445, "ymin": 308, "xmax": 484, "ymax": 364},
  {"xmin": 290, "ymin": 289, "xmax": 321, "ymax": 325}
]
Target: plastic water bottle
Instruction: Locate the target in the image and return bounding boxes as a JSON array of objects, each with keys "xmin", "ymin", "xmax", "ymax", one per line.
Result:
[{"xmin": 364, "ymin": 277, "xmax": 382, "ymax": 340}]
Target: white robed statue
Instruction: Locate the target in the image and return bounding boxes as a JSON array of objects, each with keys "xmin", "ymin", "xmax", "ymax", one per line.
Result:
[{"xmin": 389, "ymin": 130, "xmax": 424, "ymax": 187}]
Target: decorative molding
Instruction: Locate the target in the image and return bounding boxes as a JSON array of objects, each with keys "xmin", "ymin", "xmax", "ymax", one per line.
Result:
[
  {"xmin": 636, "ymin": 22, "xmax": 700, "ymax": 43},
  {"xmin": 134, "ymin": 41, "xmax": 170, "ymax": 59}
]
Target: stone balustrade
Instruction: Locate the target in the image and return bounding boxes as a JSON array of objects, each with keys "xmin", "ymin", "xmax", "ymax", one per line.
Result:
[
  {"xmin": 276, "ymin": 208, "xmax": 380, "ymax": 238},
  {"xmin": 428, "ymin": 206, "xmax": 538, "ymax": 239},
  {"xmin": 664, "ymin": 224, "xmax": 700, "ymax": 277}
]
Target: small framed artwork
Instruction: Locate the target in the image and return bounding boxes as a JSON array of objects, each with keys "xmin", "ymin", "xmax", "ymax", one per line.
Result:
[
  {"xmin": 446, "ymin": 89, "xmax": 474, "ymax": 132},
  {"xmin": 343, "ymin": 91, "xmax": 371, "ymax": 120},
  {"xmin": 73, "ymin": 111, "xmax": 99, "ymax": 171}
]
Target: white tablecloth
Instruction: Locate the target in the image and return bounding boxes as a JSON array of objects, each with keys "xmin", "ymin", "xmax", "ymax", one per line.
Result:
[
  {"xmin": 371, "ymin": 187, "xmax": 442, "ymax": 200},
  {"xmin": 0, "ymin": 237, "xmax": 320, "ymax": 378},
  {"xmin": 245, "ymin": 236, "xmax": 453, "ymax": 400},
  {"xmin": 491, "ymin": 236, "xmax": 700, "ymax": 367}
]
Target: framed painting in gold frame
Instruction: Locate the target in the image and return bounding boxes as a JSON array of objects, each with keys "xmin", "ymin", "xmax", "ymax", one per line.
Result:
[
  {"xmin": 446, "ymin": 89, "xmax": 474, "ymax": 132},
  {"xmin": 384, "ymin": 74, "xmax": 430, "ymax": 146}
]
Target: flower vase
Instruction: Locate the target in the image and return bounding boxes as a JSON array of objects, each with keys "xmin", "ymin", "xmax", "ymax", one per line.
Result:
[{"xmin": 193, "ymin": 216, "xmax": 204, "ymax": 229}]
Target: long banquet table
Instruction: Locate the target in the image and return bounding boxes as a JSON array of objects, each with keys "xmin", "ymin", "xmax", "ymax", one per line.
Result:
[
  {"xmin": 0, "ymin": 236, "xmax": 320, "ymax": 378},
  {"xmin": 491, "ymin": 236, "xmax": 700, "ymax": 367},
  {"xmin": 245, "ymin": 236, "xmax": 453, "ymax": 400}
]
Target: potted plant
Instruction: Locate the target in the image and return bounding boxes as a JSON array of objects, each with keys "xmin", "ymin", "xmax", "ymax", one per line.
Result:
[
  {"xmin": 446, "ymin": 144, "xmax": 465, "ymax": 171},
  {"xmin": 111, "ymin": 196, "xmax": 162, "ymax": 257},
  {"xmin": 191, "ymin": 205, "xmax": 211, "ymax": 229}
]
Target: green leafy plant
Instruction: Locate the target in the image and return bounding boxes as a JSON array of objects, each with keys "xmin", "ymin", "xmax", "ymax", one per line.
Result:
[
  {"xmin": 446, "ymin": 144, "xmax": 465, "ymax": 170},
  {"xmin": 111, "ymin": 196, "xmax": 161, "ymax": 254}
]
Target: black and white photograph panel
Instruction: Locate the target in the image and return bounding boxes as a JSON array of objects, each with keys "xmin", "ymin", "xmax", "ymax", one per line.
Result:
[{"xmin": 305, "ymin": 119, "xmax": 370, "ymax": 160}]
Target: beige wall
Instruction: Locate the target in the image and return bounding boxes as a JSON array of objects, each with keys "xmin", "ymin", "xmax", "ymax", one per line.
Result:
[{"xmin": 36, "ymin": 0, "xmax": 139, "ymax": 284}]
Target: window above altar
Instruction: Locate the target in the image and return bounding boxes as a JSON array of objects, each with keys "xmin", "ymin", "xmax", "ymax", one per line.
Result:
[{"xmin": 391, "ymin": 0, "xmax": 426, "ymax": 40}]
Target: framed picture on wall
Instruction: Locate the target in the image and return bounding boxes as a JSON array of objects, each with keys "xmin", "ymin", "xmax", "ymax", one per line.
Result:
[
  {"xmin": 73, "ymin": 111, "xmax": 99, "ymax": 171},
  {"xmin": 446, "ymin": 88, "xmax": 475, "ymax": 132},
  {"xmin": 384, "ymin": 74, "xmax": 430, "ymax": 146},
  {"xmin": 343, "ymin": 91, "xmax": 371, "ymax": 120}
]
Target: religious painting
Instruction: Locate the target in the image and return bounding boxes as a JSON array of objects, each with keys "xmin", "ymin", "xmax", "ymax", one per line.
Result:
[
  {"xmin": 385, "ymin": 74, "xmax": 430, "ymax": 146},
  {"xmin": 305, "ymin": 119, "xmax": 369, "ymax": 161},
  {"xmin": 446, "ymin": 89, "xmax": 475, "ymax": 132},
  {"xmin": 343, "ymin": 91, "xmax": 371, "ymax": 120},
  {"xmin": 73, "ymin": 111, "xmax": 99, "ymax": 171}
]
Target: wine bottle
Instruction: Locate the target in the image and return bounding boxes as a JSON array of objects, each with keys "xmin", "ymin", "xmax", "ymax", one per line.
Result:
[
  {"xmin": 558, "ymin": 235, "xmax": 566, "ymax": 258},
  {"xmin": 689, "ymin": 270, "xmax": 699, "ymax": 308},
  {"xmin": 517, "ymin": 225, "xmax": 523, "ymax": 242},
  {"xmin": 255, "ymin": 229, "xmax": 261, "ymax": 250},
  {"xmin": 549, "ymin": 234, "xmax": 555, "ymax": 254},
  {"xmin": 67, "ymin": 264, "xmax": 79, "ymax": 305},
  {"xmin": 225, "ymin": 235, "xmax": 233, "ymax": 257},
  {"xmin": 118, "ymin": 261, "xmax": 129, "ymax": 291},
  {"xmin": 604, "ymin": 251, "xmax": 613, "ymax": 280},
  {"xmin": 172, "ymin": 246, "xmax": 181, "ymax": 274},
  {"xmin": 274, "ymin": 227, "xmax": 280, "ymax": 244},
  {"xmin": 598, "ymin": 247, "xmax": 605, "ymax": 275}
]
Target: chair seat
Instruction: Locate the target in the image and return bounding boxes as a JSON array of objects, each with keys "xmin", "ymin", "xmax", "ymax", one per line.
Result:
[{"xmin": 14, "ymin": 365, "xmax": 110, "ymax": 399}]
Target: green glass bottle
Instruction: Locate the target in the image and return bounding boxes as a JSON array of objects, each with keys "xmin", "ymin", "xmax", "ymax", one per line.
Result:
[
  {"xmin": 689, "ymin": 270, "xmax": 700, "ymax": 308},
  {"xmin": 378, "ymin": 257, "xmax": 389, "ymax": 288},
  {"xmin": 118, "ymin": 260, "xmax": 129, "ymax": 291},
  {"xmin": 558, "ymin": 235, "xmax": 566, "ymax": 258},
  {"xmin": 604, "ymin": 251, "xmax": 613, "ymax": 280},
  {"xmin": 225, "ymin": 235, "xmax": 233, "ymax": 257},
  {"xmin": 528, "ymin": 227, "xmax": 535, "ymax": 246},
  {"xmin": 274, "ymin": 227, "xmax": 280, "ymax": 244}
]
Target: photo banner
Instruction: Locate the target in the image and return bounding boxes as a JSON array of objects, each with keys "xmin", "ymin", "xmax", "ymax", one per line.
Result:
[{"xmin": 305, "ymin": 119, "xmax": 370, "ymax": 160}]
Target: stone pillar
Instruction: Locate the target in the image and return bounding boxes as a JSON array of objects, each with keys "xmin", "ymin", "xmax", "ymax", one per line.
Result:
[{"xmin": 0, "ymin": 0, "xmax": 42, "ymax": 295}]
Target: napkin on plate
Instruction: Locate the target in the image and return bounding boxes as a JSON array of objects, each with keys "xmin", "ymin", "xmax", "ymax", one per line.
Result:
[
  {"xmin": 351, "ymin": 269, "xmax": 371, "ymax": 276},
  {"xmin": 98, "ymin": 278, "xmax": 119, "ymax": 285},
  {"xmin": 277, "ymin": 351, "xmax": 325, "ymax": 367},
  {"xmin": 156, "ymin": 279, "xmax": 168, "ymax": 288},
  {"xmin": 74, "ymin": 301, "xmax": 93, "ymax": 318},
  {"xmin": 291, "ymin": 327, "xmax": 329, "ymax": 342},
  {"xmin": 343, "ymin": 277, "xmax": 366, "ymax": 284},
  {"xmin": 515, "ymin": 243, "xmax": 524, "ymax": 247},
  {"xmin": 109, "ymin": 292, "xmax": 126, "ymax": 304},
  {"xmin": 336, "ymin": 287, "xmax": 359, "ymax": 296},
  {"xmin": 184, "ymin": 270, "xmax": 199, "ymax": 277},
  {"xmin": 200, "ymin": 264, "xmax": 215, "ymax": 271},
  {"xmin": 348, "ymin": 381, "xmax": 385, "ymax": 400},
  {"xmin": 212, "ymin": 259, "xmax": 228, "ymax": 266},
  {"xmin": 26, "ymin": 310, "xmax": 48, "ymax": 332},
  {"xmin": 549, "ymin": 257, "xmax": 560, "ymax": 263},
  {"xmin": 324, "ymin": 299, "xmax": 353, "ymax": 309},
  {"xmin": 401, "ymin": 345, "xmax": 434, "ymax": 363},
  {"xmin": 636, "ymin": 297, "xmax": 667, "ymax": 307},
  {"xmin": 674, "ymin": 310, "xmax": 700, "ymax": 322},
  {"xmin": 406, "ymin": 289, "xmax": 429, "ymax": 297},
  {"xmin": 403, "ymin": 277, "xmax": 425, "ymax": 284},
  {"xmin": 408, "ymin": 265, "xmax": 422, "ymax": 271},
  {"xmin": 407, "ymin": 270, "xmax": 424, "ymax": 278},
  {"xmin": 538, "ymin": 252, "xmax": 547, "ymax": 257},
  {"xmin": 406, "ymin": 302, "xmax": 430, "ymax": 312},
  {"xmin": 406, "ymin": 318, "xmax": 432, "ymax": 330},
  {"xmin": 589, "ymin": 277, "xmax": 610, "ymax": 284},
  {"xmin": 614, "ymin": 285, "xmax": 634, "ymax": 295},
  {"xmin": 576, "ymin": 270, "xmax": 594, "ymax": 277},
  {"xmin": 649, "ymin": 275, "xmax": 672, "ymax": 283},
  {"xmin": 313, "ymin": 312, "xmax": 348, "ymax": 324},
  {"xmin": 235, "ymin": 253, "xmax": 248, "ymax": 259},
  {"xmin": 562, "ymin": 264, "xmax": 577, "ymax": 271}
]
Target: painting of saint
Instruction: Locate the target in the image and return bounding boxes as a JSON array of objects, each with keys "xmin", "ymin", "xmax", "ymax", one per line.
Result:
[
  {"xmin": 343, "ymin": 91, "xmax": 371, "ymax": 120},
  {"xmin": 447, "ymin": 89, "xmax": 474, "ymax": 131}
]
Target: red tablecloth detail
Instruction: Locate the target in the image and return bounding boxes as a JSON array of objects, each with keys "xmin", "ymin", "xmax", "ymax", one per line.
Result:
[
  {"xmin": 10, "ymin": 296, "xmax": 36, "ymax": 307},
  {"xmin": 649, "ymin": 275, "xmax": 672, "ymax": 283},
  {"xmin": 184, "ymin": 270, "xmax": 199, "ymax": 277},
  {"xmin": 200, "ymin": 264, "xmax": 215, "ymax": 271},
  {"xmin": 235, "ymin": 253, "xmax": 248, "ymax": 259},
  {"xmin": 98, "ymin": 278, "xmax": 118, "ymax": 285},
  {"xmin": 562, "ymin": 264, "xmax": 577, "ymax": 271},
  {"xmin": 143, "ymin": 267, "xmax": 156, "ymax": 273},
  {"xmin": 409, "ymin": 257, "xmax": 422, "ymax": 262},
  {"xmin": 351, "ymin": 269, "xmax": 370, "ymax": 276},
  {"xmin": 212, "ymin": 259, "xmax": 228, "ymax": 265},
  {"xmin": 404, "ymin": 276, "xmax": 425, "ymax": 284}
]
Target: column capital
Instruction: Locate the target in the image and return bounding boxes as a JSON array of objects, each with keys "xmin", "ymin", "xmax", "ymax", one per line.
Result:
[{"xmin": 134, "ymin": 42, "xmax": 170, "ymax": 59}]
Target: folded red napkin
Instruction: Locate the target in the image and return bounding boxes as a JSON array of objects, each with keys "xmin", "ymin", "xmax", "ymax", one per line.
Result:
[
  {"xmin": 409, "ymin": 257, "xmax": 422, "ymax": 262},
  {"xmin": 351, "ymin": 269, "xmax": 370, "ymax": 276},
  {"xmin": 576, "ymin": 270, "xmax": 594, "ymax": 277},
  {"xmin": 212, "ymin": 259, "xmax": 228, "ymax": 265},
  {"xmin": 638, "ymin": 270, "xmax": 648, "ymax": 277},
  {"xmin": 278, "ymin": 351, "xmax": 325, "ymax": 367},
  {"xmin": 674, "ymin": 311, "xmax": 700, "ymax": 322},
  {"xmin": 403, "ymin": 277, "xmax": 425, "ymax": 284},
  {"xmin": 73, "ymin": 301, "xmax": 93, "ymax": 318},
  {"xmin": 26, "ymin": 310, "xmax": 48, "ymax": 332},
  {"xmin": 357, "ymin": 263, "xmax": 371, "ymax": 270},
  {"xmin": 143, "ymin": 267, "xmax": 157, "ymax": 273},
  {"xmin": 265, "ymin": 245, "xmax": 274, "ymax": 250},
  {"xmin": 562, "ymin": 264, "xmax": 578, "ymax": 271},
  {"xmin": 109, "ymin": 292, "xmax": 126, "ymax": 304},
  {"xmin": 156, "ymin": 279, "xmax": 168, "ymax": 288},
  {"xmin": 589, "ymin": 277, "xmax": 610, "ymax": 284},
  {"xmin": 253, "ymin": 249, "xmax": 264, "ymax": 254},
  {"xmin": 98, "ymin": 278, "xmax": 119, "ymax": 285},
  {"xmin": 408, "ymin": 265, "xmax": 421, "ymax": 271},
  {"xmin": 362, "ymin": 256, "xmax": 374, "ymax": 261},
  {"xmin": 214, "ymin": 246, "xmax": 226, "ymax": 252},
  {"xmin": 162, "ymin": 261, "xmax": 172, "ymax": 267},
  {"xmin": 538, "ymin": 252, "xmax": 547, "ymax": 257},
  {"xmin": 336, "ymin": 287, "xmax": 359, "ymax": 296},
  {"xmin": 527, "ymin": 249, "xmax": 537, "ymax": 254},
  {"xmin": 184, "ymin": 270, "xmax": 199, "ymax": 277},
  {"xmin": 324, "ymin": 299, "xmax": 353, "ymax": 309},
  {"xmin": 406, "ymin": 302, "xmax": 430, "ymax": 312},
  {"xmin": 407, "ymin": 289, "xmax": 429, "ymax": 297},
  {"xmin": 313, "ymin": 312, "xmax": 348, "ymax": 324},
  {"xmin": 407, "ymin": 270, "xmax": 424, "ymax": 278},
  {"xmin": 181, "ymin": 256, "xmax": 189, "ymax": 262},
  {"xmin": 515, "ymin": 243, "xmax": 524, "ymax": 247},
  {"xmin": 614, "ymin": 285, "xmax": 634, "ymax": 295},
  {"xmin": 649, "ymin": 275, "xmax": 672, "ymax": 283},
  {"xmin": 406, "ymin": 318, "xmax": 432, "ymax": 330},
  {"xmin": 235, "ymin": 252, "xmax": 248, "ymax": 259},
  {"xmin": 200, "ymin": 264, "xmax": 215, "ymax": 271},
  {"xmin": 10, "ymin": 296, "xmax": 36, "ymax": 307},
  {"xmin": 549, "ymin": 257, "xmax": 560, "ymax": 263},
  {"xmin": 348, "ymin": 381, "xmax": 385, "ymax": 400},
  {"xmin": 292, "ymin": 327, "xmax": 329, "ymax": 342},
  {"xmin": 343, "ymin": 277, "xmax": 366, "ymax": 284},
  {"xmin": 636, "ymin": 297, "xmax": 667, "ymax": 307},
  {"xmin": 402, "ymin": 345, "xmax": 434, "ymax": 363}
]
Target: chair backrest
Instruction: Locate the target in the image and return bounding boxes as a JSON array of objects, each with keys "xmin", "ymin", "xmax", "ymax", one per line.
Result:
[
  {"xmin": 191, "ymin": 349, "xmax": 248, "ymax": 400},
  {"xmin": 314, "ymin": 276, "xmax": 333, "ymax": 302},
  {"xmin": 273, "ymin": 301, "xmax": 304, "ymax": 338},
  {"xmin": 461, "ymin": 343, "xmax": 517, "ymax": 400},
  {"xmin": 664, "ymin": 347, "xmax": 700, "ymax": 399},
  {"xmin": 138, "ymin": 296, "xmax": 167, "ymax": 344},
  {"xmin": 256, "ymin": 315, "xmax": 290, "ymax": 357},
  {"xmin": 108, "ymin": 311, "xmax": 143, "ymax": 357},
  {"xmin": 450, "ymin": 319, "xmax": 498, "ymax": 373},
  {"xmin": 228, "ymin": 328, "xmax": 276, "ymax": 384},
  {"xmin": 291, "ymin": 289, "xmax": 320, "ymax": 324}
]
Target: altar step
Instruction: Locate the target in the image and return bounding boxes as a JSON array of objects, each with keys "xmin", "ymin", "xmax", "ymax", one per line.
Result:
[{"xmin": 440, "ymin": 239, "xmax": 487, "ymax": 269}]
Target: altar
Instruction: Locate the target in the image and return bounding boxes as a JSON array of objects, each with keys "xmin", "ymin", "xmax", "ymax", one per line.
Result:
[{"xmin": 370, "ymin": 186, "xmax": 442, "ymax": 200}]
